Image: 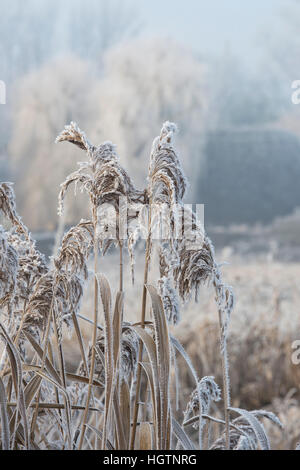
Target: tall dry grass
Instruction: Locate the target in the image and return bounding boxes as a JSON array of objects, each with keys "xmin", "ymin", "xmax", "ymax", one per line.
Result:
[{"xmin": 0, "ymin": 122, "xmax": 284, "ymax": 450}]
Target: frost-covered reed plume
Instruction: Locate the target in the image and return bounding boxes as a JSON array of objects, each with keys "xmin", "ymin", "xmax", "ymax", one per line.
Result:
[
  {"xmin": 0, "ymin": 122, "xmax": 284, "ymax": 451},
  {"xmin": 0, "ymin": 226, "xmax": 18, "ymax": 310}
]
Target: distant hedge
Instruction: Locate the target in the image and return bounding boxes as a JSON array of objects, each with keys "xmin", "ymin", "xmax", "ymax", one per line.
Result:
[{"xmin": 197, "ymin": 129, "xmax": 300, "ymax": 226}]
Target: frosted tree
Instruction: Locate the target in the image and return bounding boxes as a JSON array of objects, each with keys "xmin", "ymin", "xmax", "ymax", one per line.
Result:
[
  {"xmin": 9, "ymin": 39, "xmax": 209, "ymax": 230},
  {"xmin": 259, "ymin": 0, "xmax": 300, "ymax": 135},
  {"xmin": 208, "ymin": 51, "xmax": 280, "ymax": 129},
  {"xmin": 9, "ymin": 56, "xmax": 96, "ymax": 230},
  {"xmin": 0, "ymin": 0, "xmax": 141, "ymax": 221},
  {"xmin": 0, "ymin": 0, "xmax": 140, "ymax": 83}
]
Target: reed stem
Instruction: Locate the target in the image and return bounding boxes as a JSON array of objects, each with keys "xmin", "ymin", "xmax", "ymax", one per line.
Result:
[
  {"xmin": 130, "ymin": 206, "xmax": 151, "ymax": 449},
  {"xmin": 78, "ymin": 207, "xmax": 99, "ymax": 450}
]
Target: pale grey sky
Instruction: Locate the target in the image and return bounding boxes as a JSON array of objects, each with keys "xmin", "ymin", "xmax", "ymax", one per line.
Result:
[{"xmin": 139, "ymin": 0, "xmax": 285, "ymax": 63}]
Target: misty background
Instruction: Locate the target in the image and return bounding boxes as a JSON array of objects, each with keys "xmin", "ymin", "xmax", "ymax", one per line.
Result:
[{"xmin": 1, "ymin": 0, "xmax": 300, "ymax": 259}]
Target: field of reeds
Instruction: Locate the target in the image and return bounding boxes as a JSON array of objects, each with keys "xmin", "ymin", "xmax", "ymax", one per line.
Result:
[{"xmin": 0, "ymin": 121, "xmax": 294, "ymax": 450}]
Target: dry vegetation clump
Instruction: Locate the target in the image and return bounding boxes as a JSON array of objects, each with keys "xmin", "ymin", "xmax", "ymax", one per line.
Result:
[{"xmin": 0, "ymin": 122, "xmax": 286, "ymax": 450}]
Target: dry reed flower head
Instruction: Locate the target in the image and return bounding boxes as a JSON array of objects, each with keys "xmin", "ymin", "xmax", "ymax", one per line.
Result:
[
  {"xmin": 158, "ymin": 276, "xmax": 180, "ymax": 325},
  {"xmin": 8, "ymin": 232, "xmax": 48, "ymax": 304},
  {"xmin": 23, "ymin": 220, "xmax": 92, "ymax": 340},
  {"xmin": 0, "ymin": 182, "xmax": 30, "ymax": 237},
  {"xmin": 120, "ymin": 329, "xmax": 139, "ymax": 379},
  {"xmin": 147, "ymin": 122, "xmax": 188, "ymax": 325},
  {"xmin": 148, "ymin": 122, "xmax": 187, "ymax": 251},
  {"xmin": 92, "ymin": 142, "xmax": 144, "ymax": 210},
  {"xmin": 0, "ymin": 183, "xmax": 47, "ymax": 314},
  {"xmin": 56, "ymin": 122, "xmax": 144, "ymax": 216},
  {"xmin": 211, "ymin": 424, "xmax": 257, "ymax": 450},
  {"xmin": 24, "ymin": 270, "xmax": 83, "ymax": 342},
  {"xmin": 78, "ymin": 329, "xmax": 138, "ymax": 385},
  {"xmin": 56, "ymin": 122, "xmax": 146, "ymax": 285},
  {"xmin": 50, "ymin": 220, "xmax": 95, "ymax": 341},
  {"xmin": 211, "ymin": 410, "xmax": 282, "ymax": 450},
  {"xmin": 184, "ymin": 376, "xmax": 221, "ymax": 429},
  {"xmin": 148, "ymin": 121, "xmax": 187, "ymax": 206},
  {"xmin": 158, "ymin": 243, "xmax": 181, "ymax": 325},
  {"xmin": 54, "ymin": 219, "xmax": 93, "ymax": 279},
  {"xmin": 174, "ymin": 233, "xmax": 215, "ymax": 303},
  {"xmin": 23, "ymin": 272, "xmax": 54, "ymax": 335},
  {"xmin": 0, "ymin": 226, "xmax": 18, "ymax": 307}
]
